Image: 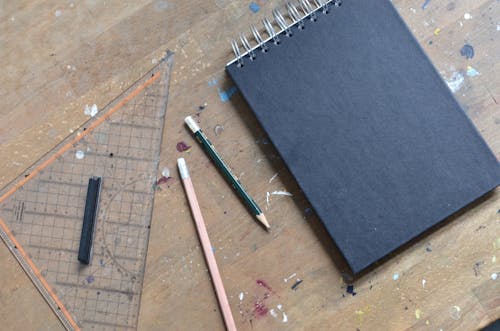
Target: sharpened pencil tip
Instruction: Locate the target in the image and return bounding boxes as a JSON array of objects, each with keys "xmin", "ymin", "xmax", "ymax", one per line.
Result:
[{"xmin": 256, "ymin": 213, "xmax": 270, "ymax": 230}]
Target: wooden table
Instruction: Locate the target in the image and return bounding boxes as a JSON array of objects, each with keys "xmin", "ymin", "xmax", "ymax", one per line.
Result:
[{"xmin": 1, "ymin": 1, "xmax": 498, "ymax": 330}]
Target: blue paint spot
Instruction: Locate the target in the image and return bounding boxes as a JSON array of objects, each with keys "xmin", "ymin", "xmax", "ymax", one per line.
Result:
[
  {"xmin": 421, "ymin": 0, "xmax": 430, "ymax": 10},
  {"xmin": 249, "ymin": 2, "xmax": 260, "ymax": 13},
  {"xmin": 466, "ymin": 66, "xmax": 480, "ymax": 77},
  {"xmin": 86, "ymin": 275, "xmax": 95, "ymax": 284},
  {"xmin": 218, "ymin": 86, "xmax": 238, "ymax": 102},
  {"xmin": 212, "ymin": 246, "xmax": 216, "ymax": 253},
  {"xmin": 208, "ymin": 78, "xmax": 218, "ymax": 87}
]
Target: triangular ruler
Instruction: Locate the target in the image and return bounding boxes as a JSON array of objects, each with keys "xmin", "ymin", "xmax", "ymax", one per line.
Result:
[{"xmin": 0, "ymin": 52, "xmax": 174, "ymax": 330}]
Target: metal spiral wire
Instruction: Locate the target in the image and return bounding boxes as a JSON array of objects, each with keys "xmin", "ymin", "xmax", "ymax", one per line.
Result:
[{"xmin": 229, "ymin": 0, "xmax": 343, "ymax": 67}]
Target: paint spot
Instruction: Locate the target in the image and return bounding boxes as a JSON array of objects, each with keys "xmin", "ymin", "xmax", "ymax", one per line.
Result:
[
  {"xmin": 415, "ymin": 308, "xmax": 422, "ymax": 319},
  {"xmin": 268, "ymin": 172, "xmax": 279, "ymax": 183},
  {"xmin": 463, "ymin": 13, "xmax": 472, "ymax": 20},
  {"xmin": 75, "ymin": 150, "xmax": 85, "ymax": 159},
  {"xmin": 161, "ymin": 167, "xmax": 170, "ymax": 177},
  {"xmin": 155, "ymin": 176, "xmax": 171, "ymax": 186},
  {"xmin": 99, "ymin": 259, "xmax": 105, "ymax": 267},
  {"xmin": 291, "ymin": 279, "xmax": 303, "ymax": 290},
  {"xmin": 198, "ymin": 102, "xmax": 208, "ymax": 111},
  {"xmin": 450, "ymin": 305, "xmax": 461, "ymax": 320},
  {"xmin": 277, "ymin": 304, "xmax": 288, "ymax": 323},
  {"xmin": 473, "ymin": 261, "xmax": 484, "ymax": 277},
  {"xmin": 212, "ymin": 246, "xmax": 216, "ymax": 253},
  {"xmin": 218, "ymin": 86, "xmax": 238, "ymax": 102},
  {"xmin": 466, "ymin": 66, "xmax": 480, "ymax": 77},
  {"xmin": 256, "ymin": 279, "xmax": 272, "ymax": 291},
  {"xmin": 283, "ymin": 273, "xmax": 296, "ymax": 283},
  {"xmin": 410, "ymin": 8, "xmax": 416, "ymax": 14},
  {"xmin": 491, "ymin": 273, "xmax": 498, "ymax": 280},
  {"xmin": 176, "ymin": 141, "xmax": 191, "ymax": 152},
  {"xmin": 433, "ymin": 28, "xmax": 441, "ymax": 36},
  {"xmin": 86, "ymin": 275, "xmax": 95, "ymax": 284},
  {"xmin": 239, "ymin": 292, "xmax": 245, "ymax": 301},
  {"xmin": 84, "ymin": 104, "xmax": 99, "ymax": 117},
  {"xmin": 495, "ymin": 238, "xmax": 500, "ymax": 249},
  {"xmin": 249, "ymin": 2, "xmax": 260, "ymax": 13},
  {"xmin": 425, "ymin": 244, "xmax": 432, "ymax": 252},
  {"xmin": 422, "ymin": 279, "xmax": 426, "ymax": 288},
  {"xmin": 346, "ymin": 284, "xmax": 357, "ymax": 296},
  {"xmin": 497, "ymin": 25, "xmax": 500, "ymax": 31},
  {"xmin": 154, "ymin": 0, "xmax": 170, "ymax": 11},
  {"xmin": 208, "ymin": 78, "xmax": 218, "ymax": 86},
  {"xmin": 269, "ymin": 308, "xmax": 278, "ymax": 318},
  {"xmin": 55, "ymin": 9, "xmax": 62, "ymax": 17},
  {"xmin": 421, "ymin": 0, "xmax": 430, "ymax": 10},
  {"xmin": 393, "ymin": 273, "xmax": 399, "ymax": 281},
  {"xmin": 253, "ymin": 301, "xmax": 268, "ymax": 317},
  {"xmin": 460, "ymin": 44, "xmax": 474, "ymax": 59},
  {"xmin": 214, "ymin": 124, "xmax": 224, "ymax": 136},
  {"xmin": 270, "ymin": 191, "xmax": 293, "ymax": 197},
  {"xmin": 493, "ymin": 256, "xmax": 497, "ymax": 263},
  {"xmin": 446, "ymin": 71, "xmax": 465, "ymax": 93}
]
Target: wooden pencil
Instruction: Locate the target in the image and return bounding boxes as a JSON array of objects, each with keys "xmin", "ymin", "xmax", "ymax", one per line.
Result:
[
  {"xmin": 177, "ymin": 158, "xmax": 237, "ymax": 331},
  {"xmin": 185, "ymin": 116, "xmax": 270, "ymax": 229}
]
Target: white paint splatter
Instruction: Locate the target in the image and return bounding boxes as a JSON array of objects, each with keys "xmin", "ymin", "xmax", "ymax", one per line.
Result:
[
  {"xmin": 270, "ymin": 191, "xmax": 293, "ymax": 197},
  {"xmin": 270, "ymin": 304, "xmax": 288, "ymax": 323},
  {"xmin": 268, "ymin": 172, "xmax": 279, "ymax": 183},
  {"xmin": 269, "ymin": 309, "xmax": 278, "ymax": 318},
  {"xmin": 393, "ymin": 273, "xmax": 399, "ymax": 281},
  {"xmin": 410, "ymin": 8, "xmax": 416, "ymax": 14},
  {"xmin": 84, "ymin": 104, "xmax": 98, "ymax": 117},
  {"xmin": 463, "ymin": 13, "xmax": 472, "ymax": 20},
  {"xmin": 10, "ymin": 16, "xmax": 15, "ymax": 21},
  {"xmin": 277, "ymin": 304, "xmax": 288, "ymax": 323},
  {"xmin": 75, "ymin": 150, "xmax": 85, "ymax": 159},
  {"xmin": 450, "ymin": 305, "xmax": 461, "ymax": 320},
  {"xmin": 161, "ymin": 167, "xmax": 170, "ymax": 177},
  {"xmin": 446, "ymin": 72, "xmax": 465, "ymax": 93},
  {"xmin": 266, "ymin": 192, "xmax": 270, "ymax": 206},
  {"xmin": 283, "ymin": 273, "xmax": 297, "ymax": 283},
  {"xmin": 497, "ymin": 25, "xmax": 500, "ymax": 31},
  {"xmin": 492, "ymin": 273, "xmax": 498, "ymax": 280},
  {"xmin": 466, "ymin": 66, "xmax": 480, "ymax": 77},
  {"xmin": 55, "ymin": 9, "xmax": 62, "ymax": 17},
  {"xmin": 238, "ymin": 292, "xmax": 244, "ymax": 301},
  {"xmin": 492, "ymin": 255, "xmax": 497, "ymax": 263},
  {"xmin": 415, "ymin": 308, "xmax": 422, "ymax": 319},
  {"xmin": 422, "ymin": 279, "xmax": 426, "ymax": 288}
]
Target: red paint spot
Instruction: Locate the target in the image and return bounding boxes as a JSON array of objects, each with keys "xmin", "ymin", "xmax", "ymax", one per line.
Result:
[
  {"xmin": 176, "ymin": 141, "xmax": 191, "ymax": 152},
  {"xmin": 156, "ymin": 176, "xmax": 171, "ymax": 185},
  {"xmin": 256, "ymin": 279, "xmax": 272, "ymax": 292},
  {"xmin": 253, "ymin": 301, "xmax": 268, "ymax": 318}
]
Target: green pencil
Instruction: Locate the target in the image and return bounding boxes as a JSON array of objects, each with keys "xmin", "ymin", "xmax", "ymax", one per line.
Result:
[{"xmin": 185, "ymin": 116, "xmax": 270, "ymax": 229}]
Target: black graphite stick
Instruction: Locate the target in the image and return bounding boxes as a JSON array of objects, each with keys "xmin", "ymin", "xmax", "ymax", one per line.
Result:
[{"xmin": 78, "ymin": 176, "xmax": 102, "ymax": 264}]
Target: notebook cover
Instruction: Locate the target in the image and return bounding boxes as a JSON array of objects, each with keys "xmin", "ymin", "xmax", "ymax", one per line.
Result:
[{"xmin": 226, "ymin": 0, "xmax": 500, "ymax": 273}]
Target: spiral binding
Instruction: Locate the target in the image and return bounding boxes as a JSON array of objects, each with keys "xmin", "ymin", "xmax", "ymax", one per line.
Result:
[{"xmin": 228, "ymin": 0, "xmax": 343, "ymax": 67}]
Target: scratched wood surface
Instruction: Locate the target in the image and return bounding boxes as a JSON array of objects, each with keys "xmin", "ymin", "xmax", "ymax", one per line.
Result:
[{"xmin": 0, "ymin": 0, "xmax": 498, "ymax": 330}]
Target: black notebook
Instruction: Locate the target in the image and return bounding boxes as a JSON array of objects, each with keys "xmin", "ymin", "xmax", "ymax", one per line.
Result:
[{"xmin": 226, "ymin": 0, "xmax": 500, "ymax": 273}]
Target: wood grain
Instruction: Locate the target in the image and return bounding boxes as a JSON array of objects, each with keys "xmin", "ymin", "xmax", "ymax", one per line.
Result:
[{"xmin": 0, "ymin": 0, "xmax": 498, "ymax": 330}]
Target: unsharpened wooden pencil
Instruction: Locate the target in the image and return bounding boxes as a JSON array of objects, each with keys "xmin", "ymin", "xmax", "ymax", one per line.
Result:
[
  {"xmin": 177, "ymin": 158, "xmax": 237, "ymax": 331},
  {"xmin": 185, "ymin": 116, "xmax": 270, "ymax": 229}
]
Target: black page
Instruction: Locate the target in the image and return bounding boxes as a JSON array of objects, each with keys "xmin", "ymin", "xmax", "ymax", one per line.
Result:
[{"xmin": 226, "ymin": 0, "xmax": 500, "ymax": 273}]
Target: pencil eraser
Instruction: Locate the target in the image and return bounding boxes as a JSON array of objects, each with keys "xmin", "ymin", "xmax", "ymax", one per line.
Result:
[
  {"xmin": 177, "ymin": 158, "xmax": 190, "ymax": 179},
  {"xmin": 185, "ymin": 116, "xmax": 200, "ymax": 133}
]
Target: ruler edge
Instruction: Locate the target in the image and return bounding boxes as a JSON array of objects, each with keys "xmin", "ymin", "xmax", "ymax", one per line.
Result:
[{"xmin": 0, "ymin": 50, "xmax": 174, "ymax": 331}]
